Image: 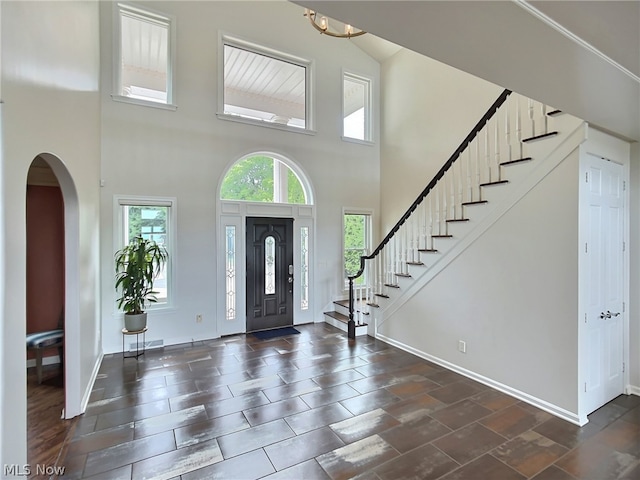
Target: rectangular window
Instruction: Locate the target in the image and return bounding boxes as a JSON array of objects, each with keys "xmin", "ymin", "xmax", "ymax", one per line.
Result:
[
  {"xmin": 343, "ymin": 73, "xmax": 372, "ymax": 142},
  {"xmin": 117, "ymin": 197, "xmax": 175, "ymax": 308},
  {"xmin": 114, "ymin": 3, "xmax": 175, "ymax": 107},
  {"xmin": 344, "ymin": 211, "xmax": 372, "ymax": 287},
  {"xmin": 220, "ymin": 36, "xmax": 312, "ymax": 131}
]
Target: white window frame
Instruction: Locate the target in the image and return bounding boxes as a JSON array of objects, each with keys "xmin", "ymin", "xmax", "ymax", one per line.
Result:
[
  {"xmin": 112, "ymin": 2, "xmax": 177, "ymax": 111},
  {"xmin": 114, "ymin": 195, "xmax": 177, "ymax": 311},
  {"xmin": 217, "ymin": 33, "xmax": 316, "ymax": 134},
  {"xmin": 342, "ymin": 208, "xmax": 373, "ymax": 290},
  {"xmin": 342, "ymin": 71, "xmax": 373, "ymax": 144}
]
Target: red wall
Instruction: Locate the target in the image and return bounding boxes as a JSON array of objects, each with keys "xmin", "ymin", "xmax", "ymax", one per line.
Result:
[{"xmin": 26, "ymin": 185, "xmax": 65, "ymax": 355}]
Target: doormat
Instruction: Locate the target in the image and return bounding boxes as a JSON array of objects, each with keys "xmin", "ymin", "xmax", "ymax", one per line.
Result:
[{"xmin": 252, "ymin": 327, "xmax": 300, "ymax": 340}]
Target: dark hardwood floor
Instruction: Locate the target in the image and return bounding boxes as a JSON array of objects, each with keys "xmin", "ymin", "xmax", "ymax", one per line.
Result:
[
  {"xmin": 27, "ymin": 362, "xmax": 75, "ymax": 479},
  {"xmin": 30, "ymin": 323, "xmax": 640, "ymax": 479}
]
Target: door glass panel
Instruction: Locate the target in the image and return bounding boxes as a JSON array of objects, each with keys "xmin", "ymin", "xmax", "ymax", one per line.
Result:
[
  {"xmin": 300, "ymin": 227, "xmax": 309, "ymax": 310},
  {"xmin": 265, "ymin": 235, "xmax": 275, "ymax": 295},
  {"xmin": 225, "ymin": 226, "xmax": 236, "ymax": 320}
]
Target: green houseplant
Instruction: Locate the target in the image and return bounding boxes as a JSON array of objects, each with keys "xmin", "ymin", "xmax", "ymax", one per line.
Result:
[{"xmin": 115, "ymin": 236, "xmax": 168, "ymax": 331}]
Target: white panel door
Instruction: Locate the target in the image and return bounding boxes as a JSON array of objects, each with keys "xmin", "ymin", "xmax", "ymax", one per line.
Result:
[{"xmin": 584, "ymin": 154, "xmax": 624, "ymax": 415}]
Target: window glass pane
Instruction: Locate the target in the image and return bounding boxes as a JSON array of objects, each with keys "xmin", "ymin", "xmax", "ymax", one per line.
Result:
[
  {"xmin": 221, "ymin": 155, "xmax": 307, "ymax": 204},
  {"xmin": 343, "ymin": 74, "xmax": 371, "ymax": 141},
  {"xmin": 119, "ymin": 7, "xmax": 170, "ymax": 104},
  {"xmin": 265, "ymin": 236, "xmax": 276, "ymax": 295},
  {"xmin": 224, "ymin": 44, "xmax": 306, "ymax": 128},
  {"xmin": 344, "ymin": 213, "xmax": 370, "ymax": 285},
  {"xmin": 225, "ymin": 226, "xmax": 236, "ymax": 320},
  {"xmin": 123, "ymin": 204, "xmax": 169, "ymax": 304}
]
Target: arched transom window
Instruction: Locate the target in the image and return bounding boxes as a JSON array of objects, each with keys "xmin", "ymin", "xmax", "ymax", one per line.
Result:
[{"xmin": 221, "ymin": 154, "xmax": 310, "ymax": 204}]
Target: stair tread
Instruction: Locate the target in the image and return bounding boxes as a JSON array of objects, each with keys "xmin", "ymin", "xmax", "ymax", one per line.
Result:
[
  {"xmin": 395, "ymin": 272, "xmax": 411, "ymax": 277},
  {"xmin": 407, "ymin": 261, "xmax": 425, "ymax": 266},
  {"xmin": 480, "ymin": 180, "xmax": 508, "ymax": 187},
  {"xmin": 446, "ymin": 218, "xmax": 469, "ymax": 223},
  {"xmin": 384, "ymin": 283, "xmax": 400, "ymax": 288},
  {"xmin": 432, "ymin": 234, "xmax": 453, "ymax": 238},
  {"xmin": 418, "ymin": 248, "xmax": 438, "ymax": 253},
  {"xmin": 375, "ymin": 293, "xmax": 390, "ymax": 299},
  {"xmin": 547, "ymin": 110, "xmax": 562, "ymax": 116},
  {"xmin": 500, "ymin": 157, "xmax": 532, "ymax": 166},
  {"xmin": 366, "ymin": 302, "xmax": 379, "ymax": 308},
  {"xmin": 522, "ymin": 131, "xmax": 558, "ymax": 143},
  {"xmin": 323, "ymin": 311, "xmax": 349, "ymax": 323},
  {"xmin": 462, "ymin": 200, "xmax": 488, "ymax": 206}
]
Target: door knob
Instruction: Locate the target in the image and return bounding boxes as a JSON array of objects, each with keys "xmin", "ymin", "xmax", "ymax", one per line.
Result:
[{"xmin": 600, "ymin": 312, "xmax": 611, "ymax": 319}]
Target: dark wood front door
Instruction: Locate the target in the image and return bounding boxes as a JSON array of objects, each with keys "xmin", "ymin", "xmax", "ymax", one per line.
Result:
[{"xmin": 246, "ymin": 217, "xmax": 294, "ymax": 332}]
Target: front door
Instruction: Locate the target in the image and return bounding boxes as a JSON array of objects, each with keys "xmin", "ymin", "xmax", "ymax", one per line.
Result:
[
  {"xmin": 584, "ymin": 154, "xmax": 625, "ymax": 414},
  {"xmin": 246, "ymin": 217, "xmax": 294, "ymax": 332}
]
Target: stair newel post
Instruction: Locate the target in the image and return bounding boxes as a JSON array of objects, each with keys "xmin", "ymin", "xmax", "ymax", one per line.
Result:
[{"xmin": 347, "ymin": 277, "xmax": 355, "ymax": 339}]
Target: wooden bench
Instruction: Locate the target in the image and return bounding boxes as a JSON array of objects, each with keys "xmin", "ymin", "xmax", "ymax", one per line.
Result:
[{"xmin": 26, "ymin": 329, "xmax": 64, "ymax": 384}]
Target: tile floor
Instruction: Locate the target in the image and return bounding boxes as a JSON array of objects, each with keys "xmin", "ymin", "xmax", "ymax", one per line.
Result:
[{"xmin": 60, "ymin": 323, "xmax": 640, "ymax": 479}]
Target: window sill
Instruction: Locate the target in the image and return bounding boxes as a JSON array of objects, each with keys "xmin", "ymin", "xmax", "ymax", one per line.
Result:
[
  {"xmin": 217, "ymin": 113, "xmax": 317, "ymax": 136},
  {"xmin": 341, "ymin": 136, "xmax": 375, "ymax": 146},
  {"xmin": 112, "ymin": 94, "xmax": 178, "ymax": 111}
]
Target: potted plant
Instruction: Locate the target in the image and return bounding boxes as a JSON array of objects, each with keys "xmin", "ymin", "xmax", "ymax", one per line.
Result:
[{"xmin": 115, "ymin": 236, "xmax": 168, "ymax": 331}]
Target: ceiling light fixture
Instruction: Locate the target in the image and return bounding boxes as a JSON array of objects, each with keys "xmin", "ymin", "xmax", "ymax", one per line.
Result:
[{"xmin": 304, "ymin": 9, "xmax": 366, "ymax": 39}]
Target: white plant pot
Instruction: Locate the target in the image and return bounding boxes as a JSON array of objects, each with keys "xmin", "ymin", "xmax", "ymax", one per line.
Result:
[{"xmin": 124, "ymin": 312, "xmax": 147, "ymax": 332}]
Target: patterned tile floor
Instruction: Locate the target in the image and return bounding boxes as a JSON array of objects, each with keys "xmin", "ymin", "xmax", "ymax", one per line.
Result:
[{"xmin": 60, "ymin": 323, "xmax": 640, "ymax": 479}]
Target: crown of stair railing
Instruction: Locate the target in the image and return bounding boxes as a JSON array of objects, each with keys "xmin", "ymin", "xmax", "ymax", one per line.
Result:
[{"xmin": 345, "ymin": 88, "xmax": 513, "ymax": 338}]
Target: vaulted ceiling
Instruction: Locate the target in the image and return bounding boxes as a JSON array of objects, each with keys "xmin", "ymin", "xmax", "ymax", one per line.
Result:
[{"xmin": 294, "ymin": 0, "xmax": 640, "ymax": 142}]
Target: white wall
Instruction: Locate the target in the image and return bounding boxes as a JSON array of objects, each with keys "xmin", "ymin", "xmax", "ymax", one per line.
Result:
[
  {"xmin": 626, "ymin": 142, "xmax": 639, "ymax": 393},
  {"xmin": 380, "ymin": 48, "xmax": 502, "ymax": 233},
  {"xmin": 99, "ymin": 1, "xmax": 380, "ymax": 353},
  {"xmin": 378, "ymin": 149, "xmax": 582, "ymax": 415},
  {"xmin": 0, "ymin": 0, "xmax": 101, "ymax": 470}
]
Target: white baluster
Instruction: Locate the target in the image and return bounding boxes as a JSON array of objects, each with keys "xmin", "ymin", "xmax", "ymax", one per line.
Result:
[
  {"xmin": 467, "ymin": 145, "xmax": 473, "ymax": 202},
  {"xmin": 450, "ymin": 169, "xmax": 456, "ymax": 220},
  {"xmin": 458, "ymin": 156, "xmax": 464, "ymax": 215},
  {"xmin": 505, "ymin": 102, "xmax": 512, "ymax": 163},
  {"xmin": 516, "ymin": 98, "xmax": 523, "ymax": 158},
  {"xmin": 485, "ymin": 127, "xmax": 491, "ymax": 183},
  {"xmin": 475, "ymin": 137, "xmax": 481, "ymax": 199},
  {"xmin": 528, "ymin": 98, "xmax": 535, "ymax": 137},
  {"xmin": 495, "ymin": 116, "xmax": 501, "ymax": 181},
  {"xmin": 541, "ymin": 103, "xmax": 547, "ymax": 134}
]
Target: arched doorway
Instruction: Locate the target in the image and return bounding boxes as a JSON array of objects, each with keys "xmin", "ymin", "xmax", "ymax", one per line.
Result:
[
  {"xmin": 217, "ymin": 152, "xmax": 315, "ymax": 336},
  {"xmin": 27, "ymin": 154, "xmax": 81, "ymax": 418}
]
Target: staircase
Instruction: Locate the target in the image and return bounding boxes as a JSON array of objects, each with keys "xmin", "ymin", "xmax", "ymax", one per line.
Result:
[{"xmin": 324, "ymin": 90, "xmax": 586, "ymax": 338}]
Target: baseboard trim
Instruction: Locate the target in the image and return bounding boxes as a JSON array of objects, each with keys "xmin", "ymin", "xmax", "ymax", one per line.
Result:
[
  {"xmin": 376, "ymin": 332, "xmax": 584, "ymax": 426},
  {"xmin": 626, "ymin": 385, "xmax": 640, "ymax": 396},
  {"xmin": 79, "ymin": 352, "xmax": 103, "ymax": 416}
]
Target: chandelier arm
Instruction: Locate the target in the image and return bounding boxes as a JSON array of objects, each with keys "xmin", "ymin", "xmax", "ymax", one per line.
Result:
[{"xmin": 304, "ymin": 9, "xmax": 366, "ymax": 38}]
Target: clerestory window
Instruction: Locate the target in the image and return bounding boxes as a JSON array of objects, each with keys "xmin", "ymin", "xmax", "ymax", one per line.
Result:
[{"xmin": 219, "ymin": 36, "xmax": 313, "ymax": 132}]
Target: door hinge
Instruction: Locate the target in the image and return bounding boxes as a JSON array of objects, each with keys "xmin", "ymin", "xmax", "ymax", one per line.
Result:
[
  {"xmin": 585, "ymin": 243, "xmax": 588, "ymax": 253},
  {"xmin": 584, "ymin": 382, "xmax": 587, "ymax": 392},
  {"xmin": 584, "ymin": 313, "xmax": 587, "ymax": 323},
  {"xmin": 585, "ymin": 172, "xmax": 589, "ymax": 183},
  {"xmin": 623, "ymin": 302, "xmax": 626, "ymax": 313},
  {"xmin": 623, "ymin": 181, "xmax": 626, "ymax": 191},
  {"xmin": 623, "ymin": 241, "xmax": 626, "ymax": 252},
  {"xmin": 623, "ymin": 362, "xmax": 625, "ymax": 373}
]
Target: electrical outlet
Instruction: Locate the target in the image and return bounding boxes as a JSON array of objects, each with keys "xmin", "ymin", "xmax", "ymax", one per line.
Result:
[
  {"xmin": 196, "ymin": 314, "xmax": 203, "ymax": 323},
  {"xmin": 458, "ymin": 340, "xmax": 466, "ymax": 353}
]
